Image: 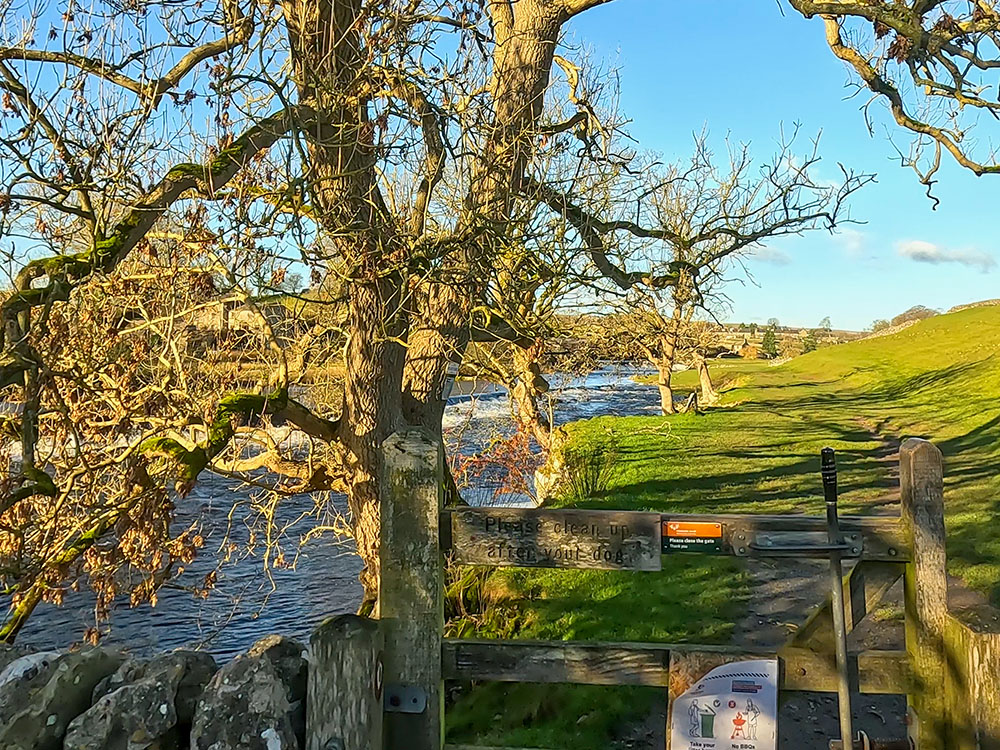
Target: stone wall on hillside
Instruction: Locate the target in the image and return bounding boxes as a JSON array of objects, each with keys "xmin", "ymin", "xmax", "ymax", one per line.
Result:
[
  {"xmin": 0, "ymin": 633, "xmax": 307, "ymax": 750},
  {"xmin": 948, "ymin": 298, "xmax": 1000, "ymax": 314},
  {"xmin": 864, "ymin": 319, "xmax": 920, "ymax": 339}
]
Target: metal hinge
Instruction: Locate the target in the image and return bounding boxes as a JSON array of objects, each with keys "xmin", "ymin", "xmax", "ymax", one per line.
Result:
[{"xmin": 384, "ymin": 684, "xmax": 427, "ymax": 714}]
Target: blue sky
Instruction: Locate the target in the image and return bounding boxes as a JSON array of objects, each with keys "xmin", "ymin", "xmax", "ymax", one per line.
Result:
[{"xmin": 567, "ymin": 0, "xmax": 997, "ymax": 330}]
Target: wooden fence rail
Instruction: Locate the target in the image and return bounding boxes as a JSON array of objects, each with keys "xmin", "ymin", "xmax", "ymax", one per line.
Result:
[{"xmin": 442, "ymin": 639, "xmax": 910, "ymax": 694}]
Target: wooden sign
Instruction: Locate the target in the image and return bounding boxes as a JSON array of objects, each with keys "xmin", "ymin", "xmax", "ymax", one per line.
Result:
[
  {"xmin": 662, "ymin": 519, "xmax": 725, "ymax": 554},
  {"xmin": 448, "ymin": 508, "xmax": 662, "ymax": 571}
]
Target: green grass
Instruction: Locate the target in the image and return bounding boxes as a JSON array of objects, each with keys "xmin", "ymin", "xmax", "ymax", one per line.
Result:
[{"xmin": 447, "ymin": 305, "xmax": 1000, "ymax": 748}]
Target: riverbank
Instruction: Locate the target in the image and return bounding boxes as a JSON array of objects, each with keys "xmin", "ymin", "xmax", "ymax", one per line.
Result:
[{"xmin": 448, "ymin": 305, "xmax": 1000, "ymax": 748}]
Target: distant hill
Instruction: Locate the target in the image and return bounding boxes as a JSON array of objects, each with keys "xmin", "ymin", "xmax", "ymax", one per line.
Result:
[{"xmin": 787, "ymin": 304, "xmax": 1000, "ymax": 402}]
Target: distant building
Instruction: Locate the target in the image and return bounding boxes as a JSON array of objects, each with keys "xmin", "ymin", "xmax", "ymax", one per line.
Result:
[
  {"xmin": 184, "ymin": 298, "xmax": 298, "ymax": 352},
  {"xmin": 228, "ymin": 302, "xmax": 293, "ymax": 338}
]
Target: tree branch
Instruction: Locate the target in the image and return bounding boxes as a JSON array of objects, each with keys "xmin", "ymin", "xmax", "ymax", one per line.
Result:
[
  {"xmin": 0, "ymin": 48, "xmax": 150, "ymax": 97},
  {"xmin": 0, "ymin": 0, "xmax": 254, "ymax": 106},
  {"xmin": 817, "ymin": 14, "xmax": 1000, "ymax": 175},
  {"xmin": 141, "ymin": 388, "xmax": 340, "ymax": 493},
  {"xmin": 0, "ymin": 60, "xmax": 95, "ymax": 222},
  {"xmin": 523, "ymin": 175, "xmax": 669, "ymax": 289},
  {"xmin": 788, "ymin": 1, "xmax": 1000, "ymax": 177},
  {"xmin": 0, "ymin": 105, "xmax": 307, "ymax": 388},
  {"xmin": 381, "ymin": 72, "xmax": 447, "ymax": 237},
  {"xmin": 558, "ymin": 0, "xmax": 616, "ymax": 20}
]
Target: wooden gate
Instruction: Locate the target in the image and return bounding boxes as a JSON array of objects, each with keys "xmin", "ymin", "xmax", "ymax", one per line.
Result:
[{"xmin": 305, "ymin": 430, "xmax": 1000, "ymax": 750}]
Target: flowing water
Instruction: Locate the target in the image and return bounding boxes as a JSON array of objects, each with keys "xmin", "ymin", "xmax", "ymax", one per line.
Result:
[{"xmin": 15, "ymin": 368, "xmax": 659, "ymax": 659}]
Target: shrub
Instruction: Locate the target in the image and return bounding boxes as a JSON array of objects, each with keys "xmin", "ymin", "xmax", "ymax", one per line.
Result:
[
  {"xmin": 444, "ymin": 563, "xmax": 528, "ymax": 638},
  {"xmin": 562, "ymin": 438, "xmax": 620, "ymax": 501}
]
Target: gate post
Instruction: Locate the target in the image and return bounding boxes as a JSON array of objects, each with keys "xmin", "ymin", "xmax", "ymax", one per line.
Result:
[
  {"xmin": 900, "ymin": 438, "xmax": 948, "ymax": 749},
  {"xmin": 380, "ymin": 428, "xmax": 445, "ymax": 750},
  {"xmin": 307, "ymin": 614, "xmax": 384, "ymax": 750}
]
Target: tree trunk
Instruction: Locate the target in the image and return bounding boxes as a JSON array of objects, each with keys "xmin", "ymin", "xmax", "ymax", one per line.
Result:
[
  {"xmin": 403, "ymin": 5, "xmax": 564, "ymax": 431},
  {"xmin": 282, "ymin": 0, "xmax": 572, "ymax": 609},
  {"xmin": 511, "ymin": 342, "xmax": 552, "ymax": 449},
  {"xmin": 401, "ymin": 283, "xmax": 467, "ymax": 433},
  {"xmin": 336, "ymin": 279, "xmax": 407, "ymax": 609},
  {"xmin": 693, "ymin": 352, "xmax": 719, "ymax": 406},
  {"xmin": 283, "ymin": 0, "xmax": 411, "ymax": 609},
  {"xmin": 657, "ymin": 362, "xmax": 675, "ymax": 416},
  {"xmin": 655, "ymin": 325, "xmax": 679, "ymax": 416}
]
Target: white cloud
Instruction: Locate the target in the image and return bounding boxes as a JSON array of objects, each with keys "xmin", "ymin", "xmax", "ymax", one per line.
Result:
[
  {"xmin": 834, "ymin": 228, "xmax": 866, "ymax": 257},
  {"xmin": 754, "ymin": 246, "xmax": 792, "ymax": 265},
  {"xmin": 896, "ymin": 240, "xmax": 996, "ymax": 272}
]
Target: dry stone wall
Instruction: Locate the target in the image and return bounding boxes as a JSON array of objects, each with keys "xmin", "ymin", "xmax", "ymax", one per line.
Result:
[{"xmin": 0, "ymin": 634, "xmax": 307, "ymax": 750}]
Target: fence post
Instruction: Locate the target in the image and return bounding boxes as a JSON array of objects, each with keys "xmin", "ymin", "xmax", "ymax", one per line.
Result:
[
  {"xmin": 900, "ymin": 438, "xmax": 949, "ymax": 750},
  {"xmin": 307, "ymin": 614, "xmax": 384, "ymax": 750},
  {"xmin": 380, "ymin": 428, "xmax": 445, "ymax": 750}
]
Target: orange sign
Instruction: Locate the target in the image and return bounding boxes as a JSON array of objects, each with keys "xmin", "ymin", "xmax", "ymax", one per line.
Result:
[{"xmin": 663, "ymin": 521, "xmax": 723, "ymax": 539}]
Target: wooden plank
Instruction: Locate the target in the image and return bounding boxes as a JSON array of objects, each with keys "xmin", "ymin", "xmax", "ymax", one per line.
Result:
[
  {"xmin": 789, "ymin": 560, "xmax": 904, "ymax": 652},
  {"xmin": 664, "ymin": 512, "xmax": 910, "ymax": 562},
  {"xmin": 779, "ymin": 647, "xmax": 911, "ymax": 695},
  {"xmin": 447, "ymin": 508, "xmax": 661, "ymax": 571},
  {"xmin": 444, "ymin": 638, "xmax": 669, "ymax": 687},
  {"xmin": 380, "ymin": 429, "xmax": 445, "ymax": 750},
  {"xmin": 900, "ymin": 438, "xmax": 948, "ymax": 750},
  {"xmin": 442, "ymin": 509, "xmax": 908, "ymax": 568},
  {"xmin": 442, "ymin": 639, "xmax": 909, "ymax": 694},
  {"xmin": 307, "ymin": 614, "xmax": 383, "ymax": 750},
  {"xmin": 847, "ymin": 560, "xmax": 901, "ymax": 630}
]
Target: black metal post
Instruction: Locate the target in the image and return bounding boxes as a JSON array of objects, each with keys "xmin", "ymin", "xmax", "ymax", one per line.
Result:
[{"xmin": 822, "ymin": 447, "xmax": 854, "ymax": 749}]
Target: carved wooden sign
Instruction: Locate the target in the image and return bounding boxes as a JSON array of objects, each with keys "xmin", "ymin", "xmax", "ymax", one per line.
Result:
[{"xmin": 448, "ymin": 508, "xmax": 662, "ymax": 571}]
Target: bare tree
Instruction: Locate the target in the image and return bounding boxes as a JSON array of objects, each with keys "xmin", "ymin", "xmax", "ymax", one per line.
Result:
[
  {"xmin": 0, "ymin": 0, "xmax": 652, "ymax": 637},
  {"xmin": 531, "ymin": 134, "xmax": 871, "ymax": 414},
  {"xmin": 789, "ymin": 0, "xmax": 1000, "ymax": 201}
]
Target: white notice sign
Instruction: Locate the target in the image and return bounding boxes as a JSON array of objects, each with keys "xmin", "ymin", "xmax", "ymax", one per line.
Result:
[{"xmin": 669, "ymin": 659, "xmax": 778, "ymax": 750}]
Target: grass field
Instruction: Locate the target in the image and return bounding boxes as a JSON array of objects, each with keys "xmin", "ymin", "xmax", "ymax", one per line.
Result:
[{"xmin": 447, "ymin": 305, "xmax": 1000, "ymax": 748}]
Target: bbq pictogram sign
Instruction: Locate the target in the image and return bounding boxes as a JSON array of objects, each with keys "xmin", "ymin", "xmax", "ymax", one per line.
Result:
[{"xmin": 662, "ymin": 520, "xmax": 725, "ymax": 554}]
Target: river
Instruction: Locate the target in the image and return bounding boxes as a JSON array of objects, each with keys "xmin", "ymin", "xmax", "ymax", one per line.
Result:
[{"xmin": 15, "ymin": 368, "xmax": 659, "ymax": 659}]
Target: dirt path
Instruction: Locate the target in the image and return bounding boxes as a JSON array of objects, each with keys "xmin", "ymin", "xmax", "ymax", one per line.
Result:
[
  {"xmin": 854, "ymin": 417, "xmax": 902, "ymax": 508},
  {"xmin": 721, "ymin": 417, "xmax": 910, "ymax": 747},
  {"xmin": 749, "ymin": 419, "xmax": 908, "ymax": 745},
  {"xmin": 733, "ymin": 558, "xmax": 907, "ymax": 748}
]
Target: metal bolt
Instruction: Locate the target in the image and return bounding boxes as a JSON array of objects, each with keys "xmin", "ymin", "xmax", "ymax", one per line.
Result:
[
  {"xmin": 739, "ymin": 547, "xmax": 746, "ymax": 554},
  {"xmin": 888, "ymin": 548, "xmax": 898, "ymax": 556}
]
